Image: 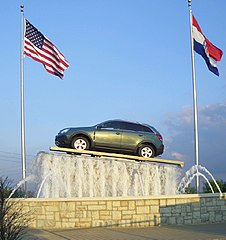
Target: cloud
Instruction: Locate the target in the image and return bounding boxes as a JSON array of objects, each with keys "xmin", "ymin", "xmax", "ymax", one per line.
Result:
[
  {"xmin": 163, "ymin": 103, "xmax": 226, "ymax": 181},
  {"xmin": 170, "ymin": 151, "xmax": 186, "ymax": 161},
  {"xmin": 199, "ymin": 103, "xmax": 226, "ymax": 126}
]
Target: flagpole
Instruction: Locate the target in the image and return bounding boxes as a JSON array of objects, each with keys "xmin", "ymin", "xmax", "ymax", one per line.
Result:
[
  {"xmin": 20, "ymin": 5, "xmax": 26, "ymax": 184},
  {"xmin": 188, "ymin": 0, "xmax": 200, "ymax": 192}
]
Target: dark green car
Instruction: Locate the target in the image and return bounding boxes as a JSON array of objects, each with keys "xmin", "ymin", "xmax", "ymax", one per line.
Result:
[{"xmin": 55, "ymin": 120, "xmax": 164, "ymax": 158}]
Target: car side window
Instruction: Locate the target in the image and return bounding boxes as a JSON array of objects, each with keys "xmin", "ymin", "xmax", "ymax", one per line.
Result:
[
  {"xmin": 101, "ymin": 121, "xmax": 121, "ymax": 130},
  {"xmin": 124, "ymin": 123, "xmax": 143, "ymax": 132},
  {"xmin": 142, "ymin": 125, "xmax": 154, "ymax": 133}
]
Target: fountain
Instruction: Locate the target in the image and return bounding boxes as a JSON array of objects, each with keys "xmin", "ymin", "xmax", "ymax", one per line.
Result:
[
  {"xmin": 29, "ymin": 151, "xmax": 181, "ymax": 198},
  {"xmin": 8, "ymin": 152, "xmax": 225, "ymax": 229}
]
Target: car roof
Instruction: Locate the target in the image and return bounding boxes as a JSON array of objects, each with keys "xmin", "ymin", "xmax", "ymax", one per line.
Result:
[{"xmin": 103, "ymin": 119, "xmax": 155, "ymax": 129}]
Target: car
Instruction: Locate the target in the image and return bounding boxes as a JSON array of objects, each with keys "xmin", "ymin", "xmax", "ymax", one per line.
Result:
[{"xmin": 55, "ymin": 120, "xmax": 164, "ymax": 158}]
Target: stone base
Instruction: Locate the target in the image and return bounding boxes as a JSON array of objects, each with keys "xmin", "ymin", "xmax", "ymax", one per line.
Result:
[{"xmin": 13, "ymin": 193, "xmax": 226, "ymax": 229}]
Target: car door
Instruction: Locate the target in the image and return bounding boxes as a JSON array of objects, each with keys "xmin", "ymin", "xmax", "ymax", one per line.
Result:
[
  {"xmin": 121, "ymin": 122, "xmax": 144, "ymax": 151},
  {"xmin": 93, "ymin": 121, "xmax": 122, "ymax": 150}
]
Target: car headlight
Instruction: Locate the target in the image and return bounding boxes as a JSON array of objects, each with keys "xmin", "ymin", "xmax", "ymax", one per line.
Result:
[{"xmin": 59, "ymin": 128, "xmax": 70, "ymax": 134}]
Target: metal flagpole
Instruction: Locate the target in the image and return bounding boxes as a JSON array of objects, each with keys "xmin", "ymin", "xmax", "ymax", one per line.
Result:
[
  {"xmin": 188, "ymin": 0, "xmax": 200, "ymax": 192},
  {"xmin": 20, "ymin": 5, "xmax": 26, "ymax": 183}
]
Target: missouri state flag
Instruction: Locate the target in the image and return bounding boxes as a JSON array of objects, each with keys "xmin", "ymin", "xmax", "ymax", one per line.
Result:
[{"xmin": 192, "ymin": 15, "xmax": 223, "ymax": 76}]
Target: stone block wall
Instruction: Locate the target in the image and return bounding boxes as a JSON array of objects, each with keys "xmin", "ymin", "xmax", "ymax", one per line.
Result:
[{"xmin": 13, "ymin": 193, "xmax": 226, "ymax": 229}]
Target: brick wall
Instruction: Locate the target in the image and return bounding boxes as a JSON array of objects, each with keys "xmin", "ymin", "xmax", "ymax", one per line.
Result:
[{"xmin": 14, "ymin": 193, "xmax": 226, "ymax": 229}]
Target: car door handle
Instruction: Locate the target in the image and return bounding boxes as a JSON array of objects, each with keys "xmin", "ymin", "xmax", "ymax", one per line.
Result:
[
  {"xmin": 116, "ymin": 132, "xmax": 121, "ymax": 135},
  {"xmin": 139, "ymin": 134, "xmax": 143, "ymax": 137}
]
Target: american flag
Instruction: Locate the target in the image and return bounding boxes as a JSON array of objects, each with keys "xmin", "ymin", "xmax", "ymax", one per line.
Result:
[{"xmin": 24, "ymin": 19, "xmax": 69, "ymax": 78}]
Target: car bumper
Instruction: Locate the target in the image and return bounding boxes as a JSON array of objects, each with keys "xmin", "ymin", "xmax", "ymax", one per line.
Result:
[
  {"xmin": 55, "ymin": 135, "xmax": 71, "ymax": 147},
  {"xmin": 156, "ymin": 144, "xmax": 164, "ymax": 156}
]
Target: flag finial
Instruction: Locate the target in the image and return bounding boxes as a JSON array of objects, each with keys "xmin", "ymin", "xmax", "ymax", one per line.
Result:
[
  {"xmin": 188, "ymin": 0, "xmax": 192, "ymax": 7},
  {"xmin": 20, "ymin": 5, "xmax": 24, "ymax": 12}
]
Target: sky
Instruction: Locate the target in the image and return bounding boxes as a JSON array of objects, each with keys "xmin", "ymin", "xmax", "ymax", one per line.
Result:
[{"xmin": 1, "ymin": 0, "xmax": 226, "ymax": 187}]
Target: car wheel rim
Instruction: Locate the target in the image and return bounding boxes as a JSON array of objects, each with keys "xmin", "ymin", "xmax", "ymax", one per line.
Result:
[
  {"xmin": 141, "ymin": 147, "xmax": 152, "ymax": 158},
  {"xmin": 74, "ymin": 139, "xmax": 87, "ymax": 150}
]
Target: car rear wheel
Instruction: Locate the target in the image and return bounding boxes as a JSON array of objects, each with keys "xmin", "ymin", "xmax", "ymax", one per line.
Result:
[
  {"xmin": 138, "ymin": 145, "xmax": 155, "ymax": 158},
  {"xmin": 71, "ymin": 136, "xmax": 90, "ymax": 150}
]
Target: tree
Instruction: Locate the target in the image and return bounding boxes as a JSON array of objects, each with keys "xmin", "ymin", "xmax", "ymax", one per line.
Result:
[
  {"xmin": 202, "ymin": 179, "xmax": 226, "ymax": 193},
  {"xmin": 0, "ymin": 177, "xmax": 31, "ymax": 240},
  {"xmin": 184, "ymin": 184, "xmax": 196, "ymax": 194}
]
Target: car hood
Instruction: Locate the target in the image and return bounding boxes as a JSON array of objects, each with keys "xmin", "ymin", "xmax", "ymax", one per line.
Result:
[{"xmin": 58, "ymin": 126, "xmax": 95, "ymax": 135}]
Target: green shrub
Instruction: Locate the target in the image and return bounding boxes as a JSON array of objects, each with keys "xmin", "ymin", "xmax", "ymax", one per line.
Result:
[
  {"xmin": 202, "ymin": 179, "xmax": 226, "ymax": 193},
  {"xmin": 0, "ymin": 177, "xmax": 31, "ymax": 240}
]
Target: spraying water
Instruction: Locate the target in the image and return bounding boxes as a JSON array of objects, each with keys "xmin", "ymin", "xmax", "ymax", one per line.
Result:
[
  {"xmin": 30, "ymin": 152, "xmax": 181, "ymax": 198},
  {"xmin": 177, "ymin": 165, "xmax": 222, "ymax": 194},
  {"xmin": 7, "ymin": 175, "xmax": 34, "ymax": 200}
]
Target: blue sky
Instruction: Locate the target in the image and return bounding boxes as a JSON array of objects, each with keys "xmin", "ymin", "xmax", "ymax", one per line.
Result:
[{"xmin": 1, "ymin": 0, "xmax": 226, "ymax": 185}]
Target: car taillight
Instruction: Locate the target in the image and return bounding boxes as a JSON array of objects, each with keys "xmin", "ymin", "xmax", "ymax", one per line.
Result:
[{"xmin": 156, "ymin": 134, "xmax": 163, "ymax": 141}]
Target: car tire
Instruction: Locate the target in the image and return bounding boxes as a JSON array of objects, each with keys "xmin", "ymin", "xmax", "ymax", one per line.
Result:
[
  {"xmin": 138, "ymin": 145, "xmax": 155, "ymax": 158},
  {"xmin": 71, "ymin": 136, "xmax": 90, "ymax": 150}
]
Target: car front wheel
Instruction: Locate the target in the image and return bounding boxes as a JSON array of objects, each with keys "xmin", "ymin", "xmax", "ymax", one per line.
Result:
[
  {"xmin": 138, "ymin": 145, "xmax": 155, "ymax": 158},
  {"xmin": 71, "ymin": 136, "xmax": 90, "ymax": 150}
]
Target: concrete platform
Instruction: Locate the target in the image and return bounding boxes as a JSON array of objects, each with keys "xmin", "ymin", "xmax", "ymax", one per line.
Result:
[{"xmin": 23, "ymin": 223, "xmax": 226, "ymax": 240}]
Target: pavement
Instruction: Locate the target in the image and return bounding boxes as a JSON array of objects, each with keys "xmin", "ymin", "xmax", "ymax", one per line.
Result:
[{"xmin": 23, "ymin": 223, "xmax": 226, "ymax": 240}]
